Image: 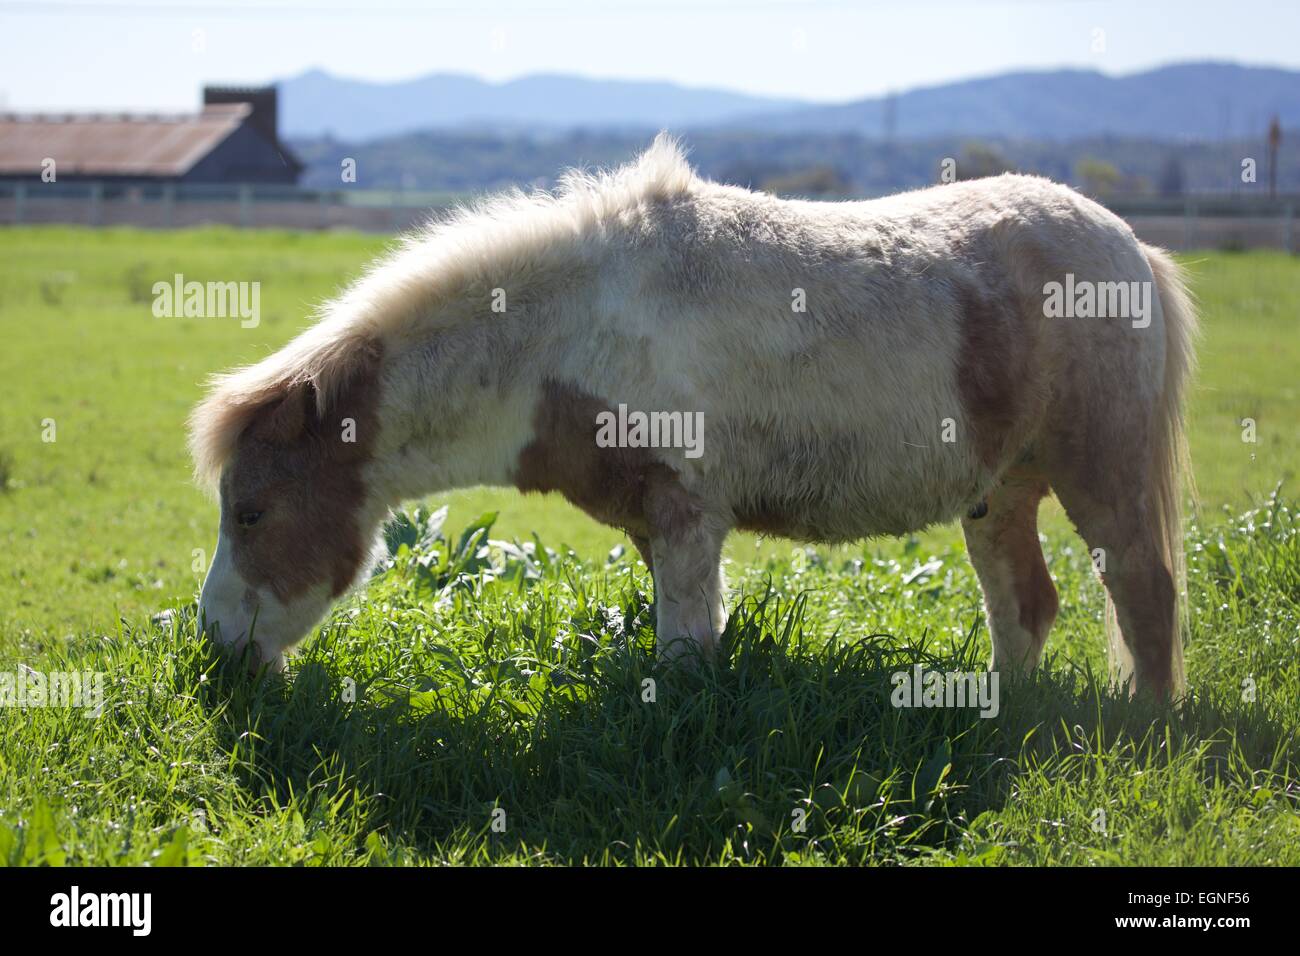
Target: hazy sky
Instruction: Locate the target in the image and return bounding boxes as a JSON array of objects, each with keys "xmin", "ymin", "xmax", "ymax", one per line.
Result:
[{"xmin": 2, "ymin": 0, "xmax": 1298, "ymax": 111}]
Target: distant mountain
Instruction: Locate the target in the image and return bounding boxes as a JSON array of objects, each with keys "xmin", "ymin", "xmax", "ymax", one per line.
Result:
[
  {"xmin": 737, "ymin": 63, "xmax": 1300, "ymax": 140},
  {"xmin": 289, "ymin": 127, "xmax": 1300, "ymax": 196},
  {"xmin": 281, "ymin": 62, "xmax": 1300, "ymax": 144},
  {"xmin": 279, "ymin": 69, "xmax": 809, "ymax": 140}
]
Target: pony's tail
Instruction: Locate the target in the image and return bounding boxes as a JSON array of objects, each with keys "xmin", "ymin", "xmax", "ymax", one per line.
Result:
[{"xmin": 1107, "ymin": 244, "xmax": 1198, "ymax": 696}]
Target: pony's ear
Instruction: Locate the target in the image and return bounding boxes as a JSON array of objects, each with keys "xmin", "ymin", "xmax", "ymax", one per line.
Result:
[{"xmin": 251, "ymin": 381, "xmax": 318, "ymax": 444}]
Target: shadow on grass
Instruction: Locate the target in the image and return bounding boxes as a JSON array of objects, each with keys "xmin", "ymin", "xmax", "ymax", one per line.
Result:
[{"xmin": 182, "ymin": 587, "xmax": 1300, "ymax": 865}]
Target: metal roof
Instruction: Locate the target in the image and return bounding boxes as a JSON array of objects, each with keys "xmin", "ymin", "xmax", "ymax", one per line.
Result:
[{"xmin": 0, "ymin": 103, "xmax": 251, "ymax": 177}]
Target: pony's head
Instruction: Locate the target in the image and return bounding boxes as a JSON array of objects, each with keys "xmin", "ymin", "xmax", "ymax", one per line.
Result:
[{"xmin": 189, "ymin": 336, "xmax": 386, "ymax": 671}]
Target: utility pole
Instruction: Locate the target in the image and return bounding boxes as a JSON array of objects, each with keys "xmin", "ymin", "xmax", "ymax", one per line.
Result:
[{"xmin": 1268, "ymin": 115, "xmax": 1282, "ymax": 199}]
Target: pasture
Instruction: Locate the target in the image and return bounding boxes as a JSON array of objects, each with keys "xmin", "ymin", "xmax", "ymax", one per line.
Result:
[{"xmin": 0, "ymin": 226, "xmax": 1297, "ymax": 865}]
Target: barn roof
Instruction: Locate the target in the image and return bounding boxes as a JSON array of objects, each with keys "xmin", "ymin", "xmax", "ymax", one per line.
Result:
[{"xmin": 0, "ymin": 103, "xmax": 253, "ymax": 177}]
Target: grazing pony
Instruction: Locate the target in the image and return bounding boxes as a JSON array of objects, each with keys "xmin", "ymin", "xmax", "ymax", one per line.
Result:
[{"xmin": 192, "ymin": 135, "xmax": 1196, "ymax": 697}]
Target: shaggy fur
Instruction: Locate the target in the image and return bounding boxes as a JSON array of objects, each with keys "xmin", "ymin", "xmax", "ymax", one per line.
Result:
[{"xmin": 192, "ymin": 134, "xmax": 1197, "ymax": 695}]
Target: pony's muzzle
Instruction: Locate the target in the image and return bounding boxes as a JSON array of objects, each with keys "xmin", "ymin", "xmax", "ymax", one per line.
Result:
[
  {"xmin": 197, "ymin": 609, "xmax": 285, "ymax": 674},
  {"xmin": 197, "ymin": 546, "xmax": 272, "ymax": 672}
]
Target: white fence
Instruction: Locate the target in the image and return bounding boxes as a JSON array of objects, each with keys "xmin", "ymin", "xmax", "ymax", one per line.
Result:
[
  {"xmin": 0, "ymin": 181, "xmax": 1296, "ymax": 251},
  {"xmin": 0, "ymin": 182, "xmax": 451, "ymax": 232}
]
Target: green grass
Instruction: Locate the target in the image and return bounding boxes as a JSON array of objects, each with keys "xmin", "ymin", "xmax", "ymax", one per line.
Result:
[{"xmin": 1, "ymin": 228, "xmax": 1298, "ymax": 865}]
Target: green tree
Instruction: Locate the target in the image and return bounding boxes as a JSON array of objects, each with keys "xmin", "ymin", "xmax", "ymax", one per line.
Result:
[
  {"xmin": 1076, "ymin": 157, "xmax": 1124, "ymax": 197},
  {"xmin": 956, "ymin": 142, "xmax": 1015, "ymax": 180}
]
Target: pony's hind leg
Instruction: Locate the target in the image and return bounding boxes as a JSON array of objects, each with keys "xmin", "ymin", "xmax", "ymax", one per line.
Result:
[
  {"xmin": 962, "ymin": 473, "xmax": 1058, "ymax": 676},
  {"xmin": 1048, "ymin": 473, "xmax": 1178, "ymax": 698}
]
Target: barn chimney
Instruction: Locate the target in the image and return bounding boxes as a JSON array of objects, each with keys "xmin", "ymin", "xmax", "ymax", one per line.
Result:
[{"xmin": 203, "ymin": 85, "xmax": 280, "ymax": 145}]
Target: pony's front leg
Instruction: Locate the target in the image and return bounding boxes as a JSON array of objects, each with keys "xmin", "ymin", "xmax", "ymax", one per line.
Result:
[
  {"xmin": 642, "ymin": 484, "xmax": 729, "ymax": 662},
  {"xmin": 629, "ymin": 533, "xmax": 658, "ymax": 621}
]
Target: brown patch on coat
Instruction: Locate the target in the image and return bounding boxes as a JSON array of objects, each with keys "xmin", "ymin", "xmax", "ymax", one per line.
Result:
[
  {"xmin": 955, "ymin": 282, "xmax": 1032, "ymax": 471},
  {"xmin": 512, "ymin": 379, "xmax": 694, "ymax": 540},
  {"xmin": 220, "ymin": 341, "xmax": 383, "ymax": 602},
  {"xmin": 1042, "ymin": 355, "xmax": 1155, "ymax": 510}
]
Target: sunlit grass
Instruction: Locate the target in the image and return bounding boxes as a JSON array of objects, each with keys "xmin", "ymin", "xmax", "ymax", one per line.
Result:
[
  {"xmin": 2, "ymin": 497, "xmax": 1297, "ymax": 865},
  {"xmin": 0, "ymin": 229, "xmax": 1297, "ymax": 865}
]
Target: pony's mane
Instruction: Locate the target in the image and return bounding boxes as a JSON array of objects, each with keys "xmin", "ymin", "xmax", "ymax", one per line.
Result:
[{"xmin": 188, "ymin": 134, "xmax": 695, "ymax": 491}]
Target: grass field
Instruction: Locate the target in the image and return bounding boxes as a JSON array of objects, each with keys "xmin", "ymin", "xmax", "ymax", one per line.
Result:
[{"xmin": 0, "ymin": 227, "xmax": 1298, "ymax": 865}]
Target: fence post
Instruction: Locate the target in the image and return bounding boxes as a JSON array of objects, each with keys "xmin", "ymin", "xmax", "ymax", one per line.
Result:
[
  {"xmin": 14, "ymin": 182, "xmax": 25, "ymax": 224},
  {"xmin": 1182, "ymin": 198, "xmax": 1195, "ymax": 250},
  {"xmin": 162, "ymin": 183, "xmax": 174, "ymax": 228},
  {"xmin": 1285, "ymin": 202, "xmax": 1295, "ymax": 255},
  {"xmin": 88, "ymin": 182, "xmax": 102, "ymax": 226},
  {"xmin": 238, "ymin": 184, "xmax": 252, "ymax": 228}
]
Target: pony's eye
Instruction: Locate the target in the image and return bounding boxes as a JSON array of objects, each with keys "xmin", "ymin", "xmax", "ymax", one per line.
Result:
[{"xmin": 237, "ymin": 510, "xmax": 264, "ymax": 528}]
